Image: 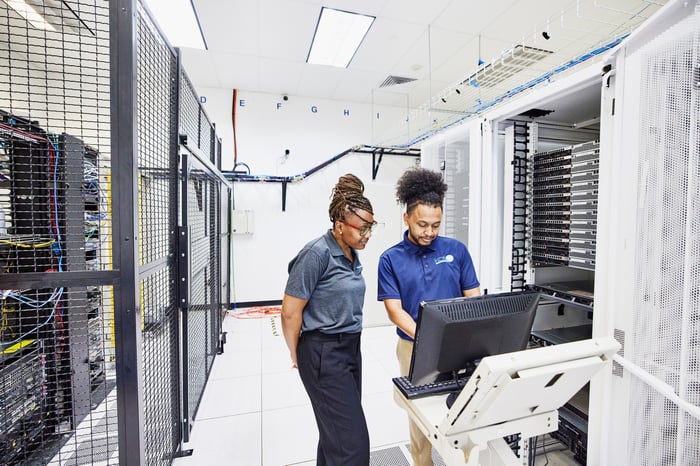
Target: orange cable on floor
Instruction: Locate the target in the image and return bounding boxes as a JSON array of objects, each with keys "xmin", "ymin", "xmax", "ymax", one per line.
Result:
[{"xmin": 229, "ymin": 306, "xmax": 281, "ymax": 319}]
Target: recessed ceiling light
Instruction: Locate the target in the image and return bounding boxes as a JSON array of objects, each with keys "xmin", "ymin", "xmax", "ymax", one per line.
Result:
[
  {"xmin": 142, "ymin": 0, "xmax": 207, "ymax": 49},
  {"xmin": 307, "ymin": 7, "xmax": 375, "ymax": 68}
]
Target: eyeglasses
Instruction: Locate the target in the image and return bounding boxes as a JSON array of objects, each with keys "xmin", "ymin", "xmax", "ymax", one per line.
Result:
[
  {"xmin": 341, "ymin": 208, "xmax": 378, "ymax": 236},
  {"xmin": 340, "ymin": 220, "xmax": 378, "ymax": 236}
]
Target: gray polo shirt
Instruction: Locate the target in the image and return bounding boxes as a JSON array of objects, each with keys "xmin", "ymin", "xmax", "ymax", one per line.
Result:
[{"xmin": 285, "ymin": 230, "xmax": 365, "ymax": 333}]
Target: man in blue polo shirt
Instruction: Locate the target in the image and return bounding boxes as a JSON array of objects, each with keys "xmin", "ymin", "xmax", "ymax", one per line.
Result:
[{"xmin": 378, "ymin": 167, "xmax": 480, "ymax": 466}]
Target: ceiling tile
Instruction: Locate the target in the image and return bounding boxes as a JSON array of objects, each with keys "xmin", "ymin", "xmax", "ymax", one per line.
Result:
[
  {"xmin": 257, "ymin": 0, "xmax": 318, "ymax": 60},
  {"xmin": 183, "ymin": 0, "xmax": 669, "ymax": 116},
  {"xmin": 196, "ymin": 1, "xmax": 259, "ymax": 54},
  {"xmin": 212, "ymin": 53, "xmax": 261, "ymax": 90},
  {"xmin": 180, "ymin": 48, "xmax": 222, "ymax": 87},
  {"xmin": 258, "ymin": 57, "xmax": 305, "ymax": 95}
]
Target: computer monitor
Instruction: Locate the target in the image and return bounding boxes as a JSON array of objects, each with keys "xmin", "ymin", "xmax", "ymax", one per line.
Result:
[{"xmin": 408, "ymin": 290, "xmax": 540, "ymax": 387}]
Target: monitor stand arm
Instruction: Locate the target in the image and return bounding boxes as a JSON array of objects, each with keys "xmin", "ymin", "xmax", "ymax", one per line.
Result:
[{"xmin": 399, "ymin": 393, "xmax": 556, "ymax": 466}]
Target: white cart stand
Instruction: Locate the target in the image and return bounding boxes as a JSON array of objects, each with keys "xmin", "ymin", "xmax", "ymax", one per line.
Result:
[{"xmin": 394, "ymin": 337, "xmax": 620, "ymax": 466}]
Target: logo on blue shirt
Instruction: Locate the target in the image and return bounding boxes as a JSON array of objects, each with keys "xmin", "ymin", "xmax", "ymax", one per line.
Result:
[{"xmin": 434, "ymin": 254, "xmax": 454, "ymax": 265}]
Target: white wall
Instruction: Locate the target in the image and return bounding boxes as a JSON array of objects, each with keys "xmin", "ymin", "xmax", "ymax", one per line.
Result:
[
  {"xmin": 196, "ymin": 88, "xmax": 417, "ymax": 326},
  {"xmin": 197, "ymin": 88, "xmax": 411, "ymax": 172},
  {"xmin": 232, "ymin": 155, "xmax": 415, "ymax": 327}
]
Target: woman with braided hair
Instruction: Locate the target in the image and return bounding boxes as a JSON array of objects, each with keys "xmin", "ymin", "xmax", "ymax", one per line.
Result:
[
  {"xmin": 377, "ymin": 167, "xmax": 480, "ymax": 466},
  {"xmin": 282, "ymin": 173, "xmax": 377, "ymax": 466}
]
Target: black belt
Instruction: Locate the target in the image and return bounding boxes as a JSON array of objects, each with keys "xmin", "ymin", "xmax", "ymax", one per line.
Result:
[{"xmin": 301, "ymin": 330, "xmax": 360, "ymax": 341}]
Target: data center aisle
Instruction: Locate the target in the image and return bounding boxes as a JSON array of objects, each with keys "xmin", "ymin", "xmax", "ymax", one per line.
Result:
[
  {"xmin": 172, "ymin": 311, "xmax": 411, "ymax": 466},
  {"xmin": 172, "ymin": 310, "xmax": 579, "ymax": 466}
]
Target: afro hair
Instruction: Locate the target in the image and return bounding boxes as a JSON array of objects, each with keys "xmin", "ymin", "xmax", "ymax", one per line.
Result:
[{"xmin": 395, "ymin": 168, "xmax": 447, "ymax": 211}]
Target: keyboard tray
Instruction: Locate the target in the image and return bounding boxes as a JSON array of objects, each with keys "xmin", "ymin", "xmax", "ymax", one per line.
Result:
[{"xmin": 392, "ymin": 375, "xmax": 468, "ymax": 400}]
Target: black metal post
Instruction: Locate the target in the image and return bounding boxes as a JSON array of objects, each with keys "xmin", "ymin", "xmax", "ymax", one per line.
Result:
[
  {"xmin": 179, "ymin": 152, "xmax": 192, "ymax": 443},
  {"xmin": 110, "ymin": 1, "xmax": 145, "ymax": 464},
  {"xmin": 282, "ymin": 179, "xmax": 287, "ymax": 211}
]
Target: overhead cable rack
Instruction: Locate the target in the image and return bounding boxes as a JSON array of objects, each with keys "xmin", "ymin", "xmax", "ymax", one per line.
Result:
[{"xmin": 221, "ymin": 145, "xmax": 420, "ymax": 211}]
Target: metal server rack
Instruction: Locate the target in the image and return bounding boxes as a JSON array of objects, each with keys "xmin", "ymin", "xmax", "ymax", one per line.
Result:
[
  {"xmin": 527, "ymin": 139, "xmax": 600, "ymax": 464},
  {"xmin": 0, "ymin": 111, "xmax": 109, "ymax": 464},
  {"xmin": 0, "ymin": 114, "xmax": 53, "ymax": 464},
  {"xmin": 532, "ymin": 141, "xmax": 599, "ymax": 273}
]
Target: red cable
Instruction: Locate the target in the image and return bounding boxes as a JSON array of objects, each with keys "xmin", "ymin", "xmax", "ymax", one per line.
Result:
[
  {"xmin": 232, "ymin": 89, "xmax": 238, "ymax": 165},
  {"xmin": 230, "ymin": 306, "xmax": 281, "ymax": 319}
]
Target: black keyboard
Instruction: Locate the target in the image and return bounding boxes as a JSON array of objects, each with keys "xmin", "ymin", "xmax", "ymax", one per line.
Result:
[{"xmin": 392, "ymin": 375, "xmax": 468, "ymax": 400}]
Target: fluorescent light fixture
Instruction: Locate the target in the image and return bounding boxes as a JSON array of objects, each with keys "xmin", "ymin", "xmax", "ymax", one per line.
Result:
[
  {"xmin": 307, "ymin": 7, "xmax": 374, "ymax": 68},
  {"xmin": 141, "ymin": 0, "xmax": 207, "ymax": 49},
  {"xmin": 4, "ymin": 0, "xmax": 56, "ymax": 31}
]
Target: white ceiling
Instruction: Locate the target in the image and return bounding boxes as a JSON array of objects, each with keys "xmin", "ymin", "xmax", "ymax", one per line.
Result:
[{"xmin": 182, "ymin": 0, "xmax": 667, "ymax": 112}]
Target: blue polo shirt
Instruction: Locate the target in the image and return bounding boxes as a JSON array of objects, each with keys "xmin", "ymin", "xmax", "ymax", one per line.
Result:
[
  {"xmin": 285, "ymin": 229, "xmax": 365, "ymax": 334},
  {"xmin": 377, "ymin": 232, "xmax": 480, "ymax": 340}
]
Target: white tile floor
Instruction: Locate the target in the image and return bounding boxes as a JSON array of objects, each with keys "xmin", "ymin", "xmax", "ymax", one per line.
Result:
[
  {"xmin": 172, "ymin": 313, "xmax": 410, "ymax": 466},
  {"xmin": 172, "ymin": 312, "xmax": 579, "ymax": 466}
]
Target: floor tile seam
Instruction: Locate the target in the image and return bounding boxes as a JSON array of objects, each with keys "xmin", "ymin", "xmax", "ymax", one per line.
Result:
[
  {"xmin": 205, "ymin": 373, "xmax": 265, "ymax": 382},
  {"xmin": 221, "ymin": 345, "xmax": 264, "ymax": 353},
  {"xmin": 193, "ymin": 409, "xmax": 263, "ymax": 422},
  {"xmin": 370, "ymin": 440, "xmax": 412, "ymax": 451},
  {"xmin": 209, "ymin": 372, "xmax": 262, "ymax": 380},
  {"xmin": 260, "ymin": 401, "xmax": 313, "ymax": 414}
]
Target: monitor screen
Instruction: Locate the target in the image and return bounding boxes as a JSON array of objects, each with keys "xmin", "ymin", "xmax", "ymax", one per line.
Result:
[{"xmin": 408, "ymin": 290, "xmax": 540, "ymax": 387}]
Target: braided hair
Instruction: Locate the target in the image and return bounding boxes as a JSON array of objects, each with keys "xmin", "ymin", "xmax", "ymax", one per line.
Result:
[
  {"xmin": 328, "ymin": 174, "xmax": 374, "ymax": 223},
  {"xmin": 395, "ymin": 167, "xmax": 447, "ymax": 213}
]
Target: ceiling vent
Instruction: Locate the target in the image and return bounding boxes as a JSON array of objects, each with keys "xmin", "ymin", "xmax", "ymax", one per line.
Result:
[{"xmin": 379, "ymin": 75, "xmax": 417, "ymax": 88}]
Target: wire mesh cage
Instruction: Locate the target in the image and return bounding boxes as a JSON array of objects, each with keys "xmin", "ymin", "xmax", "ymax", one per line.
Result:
[
  {"xmin": 0, "ymin": 1, "xmax": 117, "ymax": 464},
  {"xmin": 180, "ymin": 151, "xmax": 229, "ymax": 439},
  {"xmin": 1, "ymin": 0, "xmax": 230, "ymax": 465},
  {"xmin": 136, "ymin": 6, "xmax": 181, "ymax": 464}
]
